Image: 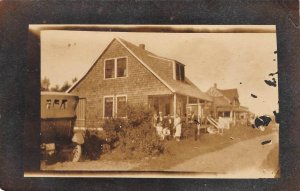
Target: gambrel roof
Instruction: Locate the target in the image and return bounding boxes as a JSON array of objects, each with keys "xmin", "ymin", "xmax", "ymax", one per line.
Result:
[{"xmin": 68, "ymin": 37, "xmax": 212, "ymax": 102}]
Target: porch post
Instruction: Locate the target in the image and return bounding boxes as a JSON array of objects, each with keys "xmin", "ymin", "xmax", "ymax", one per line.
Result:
[
  {"xmin": 233, "ymin": 111, "xmax": 236, "ymax": 126},
  {"xmin": 173, "ymin": 93, "xmax": 177, "ymax": 118},
  {"xmin": 186, "ymin": 96, "xmax": 189, "ymax": 122},
  {"xmin": 197, "ymin": 98, "xmax": 200, "ymax": 122},
  {"xmin": 197, "ymin": 99, "xmax": 200, "ymax": 135}
]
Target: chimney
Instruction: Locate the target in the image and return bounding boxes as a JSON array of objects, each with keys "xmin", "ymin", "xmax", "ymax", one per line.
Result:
[
  {"xmin": 214, "ymin": 83, "xmax": 217, "ymax": 88},
  {"xmin": 139, "ymin": 44, "xmax": 145, "ymax": 50}
]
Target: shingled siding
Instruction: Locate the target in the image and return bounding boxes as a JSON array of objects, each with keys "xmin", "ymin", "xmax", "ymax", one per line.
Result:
[{"xmin": 70, "ymin": 39, "xmax": 172, "ymax": 129}]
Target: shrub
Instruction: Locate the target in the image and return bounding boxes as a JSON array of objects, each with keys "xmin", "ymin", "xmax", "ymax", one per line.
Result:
[
  {"xmin": 83, "ymin": 132, "xmax": 104, "ymax": 160},
  {"xmin": 100, "ymin": 104, "xmax": 167, "ymax": 159},
  {"xmin": 102, "ymin": 118, "xmax": 127, "ymax": 149},
  {"xmin": 126, "ymin": 104, "xmax": 154, "ymax": 127},
  {"xmin": 181, "ymin": 121, "xmax": 195, "ymax": 139},
  {"xmin": 119, "ymin": 122, "xmax": 166, "ymax": 159}
]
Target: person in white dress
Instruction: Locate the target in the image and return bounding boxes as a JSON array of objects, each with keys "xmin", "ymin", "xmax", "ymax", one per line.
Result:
[
  {"xmin": 174, "ymin": 114, "xmax": 182, "ymax": 141},
  {"xmin": 156, "ymin": 121, "xmax": 164, "ymax": 140}
]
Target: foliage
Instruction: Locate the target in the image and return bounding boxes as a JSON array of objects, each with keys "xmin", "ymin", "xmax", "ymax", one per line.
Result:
[
  {"xmin": 101, "ymin": 104, "xmax": 167, "ymax": 159},
  {"xmin": 50, "ymin": 84, "xmax": 60, "ymax": 92},
  {"xmin": 41, "ymin": 76, "xmax": 78, "ymax": 92},
  {"xmin": 181, "ymin": 121, "xmax": 195, "ymax": 139},
  {"xmin": 102, "ymin": 118, "xmax": 127, "ymax": 149},
  {"xmin": 126, "ymin": 104, "xmax": 154, "ymax": 127},
  {"xmin": 119, "ymin": 122, "xmax": 166, "ymax": 159},
  {"xmin": 72, "ymin": 77, "xmax": 78, "ymax": 84},
  {"xmin": 82, "ymin": 131, "xmax": 105, "ymax": 160},
  {"xmin": 60, "ymin": 81, "xmax": 71, "ymax": 92},
  {"xmin": 41, "ymin": 76, "xmax": 50, "ymax": 91}
]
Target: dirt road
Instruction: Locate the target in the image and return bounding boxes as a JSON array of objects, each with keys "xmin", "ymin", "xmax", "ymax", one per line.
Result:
[{"xmin": 168, "ymin": 131, "xmax": 279, "ymax": 178}]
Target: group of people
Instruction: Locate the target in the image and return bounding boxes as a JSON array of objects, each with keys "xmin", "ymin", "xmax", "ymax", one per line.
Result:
[{"xmin": 153, "ymin": 111, "xmax": 201, "ymax": 141}]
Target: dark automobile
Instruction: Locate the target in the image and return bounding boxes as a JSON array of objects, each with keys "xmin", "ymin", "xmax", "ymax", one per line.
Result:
[{"xmin": 40, "ymin": 92, "xmax": 85, "ymax": 162}]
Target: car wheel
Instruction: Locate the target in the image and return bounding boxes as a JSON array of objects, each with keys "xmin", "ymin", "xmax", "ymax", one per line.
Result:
[{"xmin": 72, "ymin": 144, "xmax": 82, "ymax": 162}]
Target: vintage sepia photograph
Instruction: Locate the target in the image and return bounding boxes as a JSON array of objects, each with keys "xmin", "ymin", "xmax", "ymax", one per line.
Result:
[{"xmin": 30, "ymin": 25, "xmax": 279, "ymax": 178}]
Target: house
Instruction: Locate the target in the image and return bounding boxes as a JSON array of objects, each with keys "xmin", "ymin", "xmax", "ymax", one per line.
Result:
[
  {"xmin": 206, "ymin": 83, "xmax": 249, "ymax": 125},
  {"xmin": 67, "ymin": 38, "xmax": 212, "ymax": 129}
]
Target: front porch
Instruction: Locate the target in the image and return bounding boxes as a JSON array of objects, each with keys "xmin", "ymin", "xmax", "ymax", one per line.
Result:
[
  {"xmin": 148, "ymin": 93, "xmax": 211, "ymax": 122},
  {"xmin": 215, "ymin": 106, "xmax": 249, "ymax": 126}
]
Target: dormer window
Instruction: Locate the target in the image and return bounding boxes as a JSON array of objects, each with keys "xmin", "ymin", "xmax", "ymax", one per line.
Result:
[
  {"xmin": 104, "ymin": 57, "xmax": 127, "ymax": 79},
  {"xmin": 175, "ymin": 62, "xmax": 185, "ymax": 81}
]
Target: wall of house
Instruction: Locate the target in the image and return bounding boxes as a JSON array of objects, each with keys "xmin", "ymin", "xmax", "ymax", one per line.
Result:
[{"xmin": 70, "ymin": 39, "xmax": 171, "ymax": 128}]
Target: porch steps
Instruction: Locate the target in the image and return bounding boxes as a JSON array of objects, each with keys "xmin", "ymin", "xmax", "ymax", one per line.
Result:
[{"xmin": 207, "ymin": 117, "xmax": 224, "ymax": 134}]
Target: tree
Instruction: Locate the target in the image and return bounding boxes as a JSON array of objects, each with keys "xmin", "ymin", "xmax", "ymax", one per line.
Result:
[
  {"xmin": 60, "ymin": 81, "xmax": 71, "ymax": 92},
  {"xmin": 41, "ymin": 76, "xmax": 50, "ymax": 91},
  {"xmin": 50, "ymin": 84, "xmax": 60, "ymax": 92},
  {"xmin": 72, "ymin": 77, "xmax": 78, "ymax": 84}
]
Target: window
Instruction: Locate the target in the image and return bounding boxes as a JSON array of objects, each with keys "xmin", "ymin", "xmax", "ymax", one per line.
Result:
[
  {"xmin": 104, "ymin": 95, "xmax": 128, "ymax": 118},
  {"xmin": 60, "ymin": 99, "xmax": 68, "ymax": 109},
  {"xmin": 105, "ymin": 59, "xmax": 115, "ymax": 79},
  {"xmin": 46, "ymin": 99, "xmax": 51, "ymax": 109},
  {"xmin": 224, "ymin": 111, "xmax": 230, "ymax": 117},
  {"xmin": 105, "ymin": 57, "xmax": 127, "ymax": 79},
  {"xmin": 175, "ymin": 62, "xmax": 185, "ymax": 81},
  {"xmin": 117, "ymin": 58, "xmax": 127, "ymax": 77},
  {"xmin": 53, "ymin": 99, "xmax": 60, "ymax": 109},
  {"xmin": 117, "ymin": 96, "xmax": 127, "ymax": 117},
  {"xmin": 104, "ymin": 97, "xmax": 114, "ymax": 117}
]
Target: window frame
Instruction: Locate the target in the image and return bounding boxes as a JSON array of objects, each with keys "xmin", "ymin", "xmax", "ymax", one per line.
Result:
[
  {"xmin": 103, "ymin": 95, "xmax": 115, "ymax": 118},
  {"xmin": 116, "ymin": 57, "xmax": 128, "ymax": 78},
  {"xmin": 174, "ymin": 62, "xmax": 185, "ymax": 81},
  {"xmin": 116, "ymin": 94, "xmax": 128, "ymax": 118},
  {"xmin": 104, "ymin": 59, "xmax": 116, "ymax": 79},
  {"xmin": 104, "ymin": 56, "xmax": 128, "ymax": 80}
]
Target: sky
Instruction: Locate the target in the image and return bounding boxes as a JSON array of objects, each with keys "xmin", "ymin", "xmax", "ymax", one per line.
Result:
[{"xmin": 36, "ymin": 25, "xmax": 278, "ymax": 116}]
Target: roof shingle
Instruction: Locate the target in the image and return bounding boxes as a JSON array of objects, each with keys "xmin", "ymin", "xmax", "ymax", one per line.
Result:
[{"xmin": 118, "ymin": 38, "xmax": 212, "ymax": 101}]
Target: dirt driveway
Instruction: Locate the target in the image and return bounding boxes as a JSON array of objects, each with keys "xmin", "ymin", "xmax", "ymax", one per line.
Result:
[
  {"xmin": 168, "ymin": 132, "xmax": 279, "ymax": 178},
  {"xmin": 41, "ymin": 132, "xmax": 278, "ymax": 178}
]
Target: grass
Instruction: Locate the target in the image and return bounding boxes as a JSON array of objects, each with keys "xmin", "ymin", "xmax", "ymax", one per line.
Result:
[{"xmin": 100, "ymin": 123, "xmax": 278, "ymax": 171}]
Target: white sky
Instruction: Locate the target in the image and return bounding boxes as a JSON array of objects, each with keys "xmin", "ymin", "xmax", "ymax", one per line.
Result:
[{"xmin": 37, "ymin": 25, "xmax": 278, "ymax": 116}]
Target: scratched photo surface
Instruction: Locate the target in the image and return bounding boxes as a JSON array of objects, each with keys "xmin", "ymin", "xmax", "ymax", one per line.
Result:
[{"xmin": 31, "ymin": 25, "xmax": 279, "ymax": 178}]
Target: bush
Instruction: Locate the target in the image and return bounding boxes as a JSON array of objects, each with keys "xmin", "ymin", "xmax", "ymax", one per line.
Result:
[
  {"xmin": 181, "ymin": 121, "xmax": 195, "ymax": 139},
  {"xmin": 126, "ymin": 104, "xmax": 153, "ymax": 127},
  {"xmin": 102, "ymin": 118, "xmax": 127, "ymax": 149},
  {"xmin": 83, "ymin": 132, "xmax": 104, "ymax": 160},
  {"xmin": 119, "ymin": 122, "xmax": 166, "ymax": 159},
  {"xmin": 101, "ymin": 104, "xmax": 167, "ymax": 159}
]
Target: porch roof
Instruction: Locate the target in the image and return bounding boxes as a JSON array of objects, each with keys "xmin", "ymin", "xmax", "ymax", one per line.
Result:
[{"xmin": 217, "ymin": 105, "xmax": 249, "ymax": 112}]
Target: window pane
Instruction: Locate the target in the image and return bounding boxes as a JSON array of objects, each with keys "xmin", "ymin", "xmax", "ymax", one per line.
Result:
[
  {"xmin": 117, "ymin": 96, "xmax": 127, "ymax": 117},
  {"xmin": 105, "ymin": 59, "xmax": 115, "ymax": 79},
  {"xmin": 175, "ymin": 63, "xmax": 185, "ymax": 81},
  {"xmin": 53, "ymin": 99, "xmax": 60, "ymax": 109},
  {"xmin": 180, "ymin": 65, "xmax": 185, "ymax": 81},
  {"xmin": 104, "ymin": 97, "xmax": 113, "ymax": 117},
  {"xmin": 117, "ymin": 58, "xmax": 127, "ymax": 77},
  {"xmin": 224, "ymin": 111, "xmax": 230, "ymax": 117},
  {"xmin": 60, "ymin": 99, "xmax": 68, "ymax": 109},
  {"xmin": 46, "ymin": 99, "xmax": 51, "ymax": 109},
  {"xmin": 176, "ymin": 63, "xmax": 180, "ymax": 80}
]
